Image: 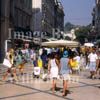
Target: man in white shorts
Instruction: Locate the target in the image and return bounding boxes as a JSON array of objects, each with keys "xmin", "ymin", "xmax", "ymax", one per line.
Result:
[{"xmin": 88, "ymin": 48, "xmax": 98, "ymax": 79}]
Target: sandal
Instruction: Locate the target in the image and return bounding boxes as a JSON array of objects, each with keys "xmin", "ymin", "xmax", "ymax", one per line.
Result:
[{"xmin": 62, "ymin": 92, "xmax": 66, "ymax": 96}]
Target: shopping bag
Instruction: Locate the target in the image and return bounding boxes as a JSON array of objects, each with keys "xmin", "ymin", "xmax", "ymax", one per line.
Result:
[
  {"xmin": 42, "ymin": 73, "xmax": 48, "ymax": 80},
  {"xmin": 3, "ymin": 59, "xmax": 12, "ymax": 68},
  {"xmin": 33, "ymin": 67, "xmax": 40, "ymax": 75}
]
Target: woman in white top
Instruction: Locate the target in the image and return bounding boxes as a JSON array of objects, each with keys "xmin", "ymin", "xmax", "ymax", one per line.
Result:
[{"xmin": 48, "ymin": 52, "xmax": 60, "ymax": 93}]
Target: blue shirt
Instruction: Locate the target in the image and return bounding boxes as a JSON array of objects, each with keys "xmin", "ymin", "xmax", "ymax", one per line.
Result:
[{"xmin": 60, "ymin": 58, "xmax": 70, "ymax": 74}]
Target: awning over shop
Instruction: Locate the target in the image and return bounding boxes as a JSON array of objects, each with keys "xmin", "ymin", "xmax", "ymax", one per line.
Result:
[
  {"xmin": 41, "ymin": 40, "xmax": 80, "ymax": 47},
  {"xmin": 84, "ymin": 43, "xmax": 94, "ymax": 47}
]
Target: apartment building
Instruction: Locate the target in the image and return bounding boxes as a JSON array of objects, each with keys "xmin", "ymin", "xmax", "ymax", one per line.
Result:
[{"xmin": 0, "ymin": 0, "xmax": 32, "ymax": 63}]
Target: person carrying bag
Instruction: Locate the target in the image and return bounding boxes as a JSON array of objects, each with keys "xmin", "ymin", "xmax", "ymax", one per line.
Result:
[{"xmin": 2, "ymin": 49, "xmax": 17, "ymax": 82}]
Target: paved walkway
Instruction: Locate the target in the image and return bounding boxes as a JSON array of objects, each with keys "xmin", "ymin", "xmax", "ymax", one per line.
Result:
[{"xmin": 0, "ymin": 63, "xmax": 100, "ymax": 100}]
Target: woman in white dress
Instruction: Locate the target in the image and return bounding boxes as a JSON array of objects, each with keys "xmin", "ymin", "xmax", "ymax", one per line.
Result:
[{"xmin": 48, "ymin": 52, "xmax": 60, "ymax": 93}]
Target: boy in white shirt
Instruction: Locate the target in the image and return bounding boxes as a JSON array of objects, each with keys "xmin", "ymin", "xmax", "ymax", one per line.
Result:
[{"xmin": 88, "ymin": 48, "xmax": 98, "ymax": 79}]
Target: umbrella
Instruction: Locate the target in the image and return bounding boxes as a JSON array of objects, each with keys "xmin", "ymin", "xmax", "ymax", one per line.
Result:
[
  {"xmin": 84, "ymin": 43, "xmax": 94, "ymax": 47},
  {"xmin": 41, "ymin": 40, "xmax": 80, "ymax": 47}
]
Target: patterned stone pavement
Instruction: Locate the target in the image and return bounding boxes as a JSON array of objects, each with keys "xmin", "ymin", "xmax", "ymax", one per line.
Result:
[{"xmin": 0, "ymin": 62, "xmax": 100, "ymax": 100}]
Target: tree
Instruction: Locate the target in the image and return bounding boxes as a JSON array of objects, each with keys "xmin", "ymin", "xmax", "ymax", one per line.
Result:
[
  {"xmin": 75, "ymin": 24, "xmax": 92, "ymax": 44},
  {"xmin": 65, "ymin": 36, "xmax": 71, "ymax": 40},
  {"xmin": 64, "ymin": 22, "xmax": 75, "ymax": 31}
]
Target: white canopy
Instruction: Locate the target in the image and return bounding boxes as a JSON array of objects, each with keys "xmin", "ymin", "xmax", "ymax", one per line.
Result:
[
  {"xmin": 41, "ymin": 40, "xmax": 80, "ymax": 47},
  {"xmin": 84, "ymin": 43, "xmax": 94, "ymax": 47}
]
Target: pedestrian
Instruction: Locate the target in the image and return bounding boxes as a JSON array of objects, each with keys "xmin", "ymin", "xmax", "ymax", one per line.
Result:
[
  {"xmin": 41, "ymin": 49, "xmax": 48, "ymax": 70},
  {"xmin": 25, "ymin": 47, "xmax": 30, "ymax": 62},
  {"xmin": 60, "ymin": 50, "xmax": 70, "ymax": 96},
  {"xmin": 30, "ymin": 48, "xmax": 35, "ymax": 60},
  {"xmin": 88, "ymin": 48, "xmax": 98, "ymax": 79},
  {"xmin": 39, "ymin": 47, "xmax": 43, "ymax": 56},
  {"xmin": 2, "ymin": 48, "xmax": 17, "ymax": 82},
  {"xmin": 69, "ymin": 54, "xmax": 75, "ymax": 74},
  {"xmin": 48, "ymin": 52, "xmax": 60, "ymax": 93},
  {"xmin": 97, "ymin": 51, "xmax": 100, "ymax": 79},
  {"xmin": 73, "ymin": 52, "xmax": 80, "ymax": 74},
  {"xmin": 17, "ymin": 50, "xmax": 25, "ymax": 75},
  {"xmin": 33, "ymin": 51, "xmax": 38, "ymax": 67}
]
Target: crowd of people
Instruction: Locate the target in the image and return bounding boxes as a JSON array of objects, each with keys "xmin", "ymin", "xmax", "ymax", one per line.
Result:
[{"xmin": 1, "ymin": 46, "xmax": 100, "ymax": 96}]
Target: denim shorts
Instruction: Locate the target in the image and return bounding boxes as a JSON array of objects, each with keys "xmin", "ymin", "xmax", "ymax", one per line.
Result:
[{"xmin": 89, "ymin": 62, "xmax": 96, "ymax": 71}]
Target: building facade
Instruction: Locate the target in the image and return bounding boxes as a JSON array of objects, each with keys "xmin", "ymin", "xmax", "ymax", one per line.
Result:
[
  {"xmin": 0, "ymin": 0, "xmax": 32, "ymax": 63},
  {"xmin": 32, "ymin": 0, "xmax": 55, "ymax": 35},
  {"xmin": 54, "ymin": 0, "xmax": 64, "ymax": 31},
  {"xmin": 0, "ymin": 0, "xmax": 10, "ymax": 63},
  {"xmin": 92, "ymin": 0, "xmax": 100, "ymax": 36},
  {"xmin": 31, "ymin": 0, "xmax": 64, "ymax": 39},
  {"xmin": 96, "ymin": 0, "xmax": 100, "ymax": 34}
]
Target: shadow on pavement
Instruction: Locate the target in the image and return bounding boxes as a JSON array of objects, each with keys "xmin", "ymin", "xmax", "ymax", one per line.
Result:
[
  {"xmin": 0, "ymin": 79, "xmax": 100, "ymax": 100},
  {"xmin": 55, "ymin": 87, "xmax": 72, "ymax": 94},
  {"xmin": 0, "ymin": 82, "xmax": 73, "ymax": 100},
  {"xmin": 69, "ymin": 80, "xmax": 100, "ymax": 89},
  {"xmin": 0, "ymin": 92, "xmax": 39, "ymax": 100}
]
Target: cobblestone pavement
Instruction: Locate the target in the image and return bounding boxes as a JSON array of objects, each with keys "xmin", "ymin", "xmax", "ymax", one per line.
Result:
[{"xmin": 0, "ymin": 62, "xmax": 100, "ymax": 100}]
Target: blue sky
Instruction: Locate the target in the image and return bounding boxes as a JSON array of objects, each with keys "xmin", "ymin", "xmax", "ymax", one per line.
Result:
[{"xmin": 60, "ymin": 0, "xmax": 95, "ymax": 26}]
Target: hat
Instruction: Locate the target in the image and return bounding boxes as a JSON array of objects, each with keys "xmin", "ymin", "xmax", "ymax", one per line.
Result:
[{"xmin": 63, "ymin": 51, "xmax": 68, "ymax": 58}]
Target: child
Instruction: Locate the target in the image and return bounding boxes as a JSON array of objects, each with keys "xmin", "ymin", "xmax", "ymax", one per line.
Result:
[
  {"xmin": 18, "ymin": 61, "xmax": 25, "ymax": 75},
  {"xmin": 17, "ymin": 51, "xmax": 25, "ymax": 75}
]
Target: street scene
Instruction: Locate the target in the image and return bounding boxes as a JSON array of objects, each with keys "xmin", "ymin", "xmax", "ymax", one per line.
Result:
[
  {"xmin": 0, "ymin": 0, "xmax": 100, "ymax": 100},
  {"xmin": 0, "ymin": 60, "xmax": 100, "ymax": 100}
]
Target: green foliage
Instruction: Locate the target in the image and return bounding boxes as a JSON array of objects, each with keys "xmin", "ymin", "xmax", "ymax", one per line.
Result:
[
  {"xmin": 75, "ymin": 24, "xmax": 92, "ymax": 44},
  {"xmin": 64, "ymin": 22, "xmax": 92, "ymax": 44},
  {"xmin": 65, "ymin": 36, "xmax": 71, "ymax": 40},
  {"xmin": 64, "ymin": 22, "xmax": 75, "ymax": 31}
]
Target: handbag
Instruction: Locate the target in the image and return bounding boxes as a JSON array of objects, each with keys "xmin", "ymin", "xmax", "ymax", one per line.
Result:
[{"xmin": 3, "ymin": 59, "xmax": 12, "ymax": 68}]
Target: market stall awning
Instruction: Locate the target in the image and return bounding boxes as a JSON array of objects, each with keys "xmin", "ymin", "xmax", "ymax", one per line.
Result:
[
  {"xmin": 84, "ymin": 43, "xmax": 94, "ymax": 47},
  {"xmin": 41, "ymin": 40, "xmax": 80, "ymax": 47}
]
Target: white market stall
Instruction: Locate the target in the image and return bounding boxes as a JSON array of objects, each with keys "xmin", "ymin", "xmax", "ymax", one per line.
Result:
[
  {"xmin": 84, "ymin": 43, "xmax": 94, "ymax": 47},
  {"xmin": 41, "ymin": 40, "xmax": 80, "ymax": 47}
]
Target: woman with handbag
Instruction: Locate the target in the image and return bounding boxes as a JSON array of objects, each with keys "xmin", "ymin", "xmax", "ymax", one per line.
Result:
[{"xmin": 2, "ymin": 49, "xmax": 17, "ymax": 82}]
